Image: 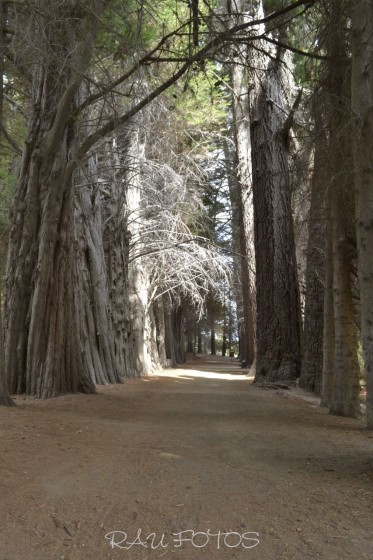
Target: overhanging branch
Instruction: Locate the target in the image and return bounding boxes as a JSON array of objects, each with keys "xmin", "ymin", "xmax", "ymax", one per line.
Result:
[{"xmin": 71, "ymin": 0, "xmax": 318, "ymax": 166}]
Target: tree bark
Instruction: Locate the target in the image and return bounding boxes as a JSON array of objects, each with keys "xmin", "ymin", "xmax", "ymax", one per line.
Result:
[
  {"xmin": 153, "ymin": 297, "xmax": 167, "ymax": 367},
  {"xmin": 229, "ymin": 0, "xmax": 256, "ymax": 368},
  {"xmin": 223, "ymin": 137, "xmax": 251, "ymax": 365},
  {"xmin": 4, "ymin": 1, "xmax": 104, "ymax": 397},
  {"xmin": 249, "ymin": 6, "xmax": 302, "ymax": 383},
  {"xmin": 352, "ymin": 0, "xmax": 373, "ymax": 428},
  {"xmin": 0, "ymin": 305, "xmax": 14, "ymax": 405},
  {"xmin": 326, "ymin": 0, "xmax": 360, "ymax": 419},
  {"xmin": 125, "ymin": 129, "xmax": 153, "ymax": 376},
  {"xmin": 300, "ymin": 99, "xmax": 327, "ymax": 394},
  {"xmin": 321, "ymin": 201, "xmax": 335, "ymax": 408},
  {"xmin": 75, "ymin": 157, "xmax": 121, "ymax": 385}
]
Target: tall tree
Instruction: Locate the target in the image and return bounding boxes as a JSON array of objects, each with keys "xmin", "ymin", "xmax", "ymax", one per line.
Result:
[
  {"xmin": 248, "ymin": 0, "xmax": 302, "ymax": 383},
  {"xmin": 351, "ymin": 0, "xmax": 373, "ymax": 428},
  {"xmin": 300, "ymin": 95, "xmax": 327, "ymax": 393},
  {"xmin": 228, "ymin": 0, "xmax": 256, "ymax": 368},
  {"xmin": 321, "ymin": 0, "xmax": 360, "ymax": 418},
  {"xmin": 4, "ymin": 1, "xmax": 106, "ymax": 397},
  {"xmin": 0, "ymin": 0, "xmax": 319, "ymax": 401}
]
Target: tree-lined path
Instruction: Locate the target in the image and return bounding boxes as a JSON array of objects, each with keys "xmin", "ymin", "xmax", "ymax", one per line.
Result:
[{"xmin": 0, "ymin": 356, "xmax": 372, "ymax": 560}]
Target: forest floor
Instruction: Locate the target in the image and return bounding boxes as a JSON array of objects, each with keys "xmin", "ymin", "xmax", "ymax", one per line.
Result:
[{"xmin": 0, "ymin": 355, "xmax": 372, "ymax": 560}]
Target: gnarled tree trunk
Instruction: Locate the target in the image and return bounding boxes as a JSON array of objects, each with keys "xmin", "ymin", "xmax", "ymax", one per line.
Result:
[
  {"xmin": 4, "ymin": 1, "xmax": 106, "ymax": 397},
  {"xmin": 75, "ymin": 157, "xmax": 121, "ymax": 385}
]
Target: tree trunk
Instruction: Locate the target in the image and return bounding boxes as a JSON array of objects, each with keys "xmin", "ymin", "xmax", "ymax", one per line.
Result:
[
  {"xmin": 300, "ymin": 99, "xmax": 327, "ymax": 393},
  {"xmin": 329, "ymin": 193, "xmax": 360, "ymax": 417},
  {"xmin": 197, "ymin": 327, "xmax": 203, "ymax": 354},
  {"xmin": 326, "ymin": 0, "xmax": 360, "ymax": 418},
  {"xmin": 153, "ymin": 297, "xmax": 167, "ymax": 367},
  {"xmin": 75, "ymin": 158, "xmax": 121, "ymax": 385},
  {"xmin": 4, "ymin": 2, "xmax": 105, "ymax": 397},
  {"xmin": 101, "ymin": 132, "xmax": 132, "ymax": 378},
  {"xmin": 125, "ymin": 125, "xmax": 154, "ymax": 376},
  {"xmin": 229, "ymin": 0, "xmax": 256, "ymax": 367},
  {"xmin": 222, "ymin": 320, "xmax": 227, "ymax": 357},
  {"xmin": 0, "ymin": 305, "xmax": 14, "ymax": 405},
  {"xmin": 163, "ymin": 300, "xmax": 185, "ymax": 365},
  {"xmin": 321, "ymin": 202, "xmax": 335, "ymax": 407},
  {"xmin": 352, "ymin": 0, "xmax": 373, "ymax": 428},
  {"xmin": 210, "ymin": 328, "xmax": 216, "ymax": 356},
  {"xmin": 249, "ymin": 13, "xmax": 301, "ymax": 383},
  {"xmin": 223, "ymin": 137, "xmax": 251, "ymax": 365},
  {"xmin": 187, "ymin": 332, "xmax": 194, "ymax": 354},
  {"xmin": 172, "ymin": 305, "xmax": 185, "ymax": 363},
  {"xmin": 164, "ymin": 298, "xmax": 177, "ymax": 366}
]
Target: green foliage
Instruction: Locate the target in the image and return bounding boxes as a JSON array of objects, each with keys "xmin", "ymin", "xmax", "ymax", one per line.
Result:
[{"xmin": 174, "ymin": 62, "xmax": 229, "ymax": 132}]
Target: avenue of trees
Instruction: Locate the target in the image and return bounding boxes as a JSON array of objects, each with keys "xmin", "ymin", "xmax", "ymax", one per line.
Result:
[{"xmin": 0, "ymin": 0, "xmax": 372, "ymax": 429}]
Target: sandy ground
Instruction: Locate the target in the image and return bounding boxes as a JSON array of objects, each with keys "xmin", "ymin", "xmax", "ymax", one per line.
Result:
[{"xmin": 0, "ymin": 355, "xmax": 372, "ymax": 560}]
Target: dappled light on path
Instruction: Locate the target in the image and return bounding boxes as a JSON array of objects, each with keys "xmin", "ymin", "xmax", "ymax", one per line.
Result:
[
  {"xmin": 150, "ymin": 367, "xmax": 254, "ymax": 382},
  {"xmin": 149, "ymin": 354, "xmax": 255, "ymax": 382}
]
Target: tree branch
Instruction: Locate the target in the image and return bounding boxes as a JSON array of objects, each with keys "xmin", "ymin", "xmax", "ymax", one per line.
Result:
[
  {"xmin": 72, "ymin": 0, "xmax": 317, "ymax": 165},
  {"xmin": 3, "ymin": 46, "xmax": 32, "ymax": 82},
  {"xmin": 72, "ymin": 22, "xmax": 191, "ymax": 119},
  {"xmin": 263, "ymin": 34, "xmax": 327, "ymax": 61},
  {"xmin": 0, "ymin": 123, "xmax": 22, "ymax": 154}
]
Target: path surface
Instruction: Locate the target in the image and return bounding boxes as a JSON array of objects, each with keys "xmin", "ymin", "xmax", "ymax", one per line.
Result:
[{"xmin": 0, "ymin": 355, "xmax": 372, "ymax": 560}]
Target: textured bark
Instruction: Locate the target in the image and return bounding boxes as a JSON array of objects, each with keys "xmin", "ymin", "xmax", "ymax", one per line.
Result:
[
  {"xmin": 352, "ymin": 0, "xmax": 373, "ymax": 428},
  {"xmin": 75, "ymin": 159, "xmax": 121, "ymax": 386},
  {"xmin": 249, "ymin": 11, "xmax": 301, "ymax": 383},
  {"xmin": 4, "ymin": 2, "xmax": 104, "ymax": 397},
  {"xmin": 153, "ymin": 297, "xmax": 167, "ymax": 367},
  {"xmin": 164, "ymin": 299, "xmax": 177, "ymax": 366},
  {"xmin": 300, "ymin": 101, "xmax": 327, "ymax": 393},
  {"xmin": 326, "ymin": 0, "xmax": 360, "ymax": 419},
  {"xmin": 102, "ymin": 134, "xmax": 132, "ymax": 378},
  {"xmin": 330, "ymin": 192, "xmax": 360, "ymax": 418},
  {"xmin": 321, "ymin": 202, "xmax": 335, "ymax": 407},
  {"xmin": 0, "ymin": 307, "xmax": 14, "ymax": 406},
  {"xmin": 229, "ymin": 0, "xmax": 256, "ymax": 367},
  {"xmin": 126, "ymin": 131, "xmax": 153, "ymax": 377},
  {"xmin": 223, "ymin": 138, "xmax": 248, "ymax": 363}
]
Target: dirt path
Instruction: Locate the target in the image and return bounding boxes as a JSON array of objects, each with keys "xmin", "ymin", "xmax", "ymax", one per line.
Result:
[{"xmin": 0, "ymin": 355, "xmax": 372, "ymax": 560}]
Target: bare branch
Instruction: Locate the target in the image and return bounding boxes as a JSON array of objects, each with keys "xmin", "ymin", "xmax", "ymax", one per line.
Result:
[
  {"xmin": 0, "ymin": 123, "xmax": 22, "ymax": 154},
  {"xmin": 73, "ymin": 0, "xmax": 318, "ymax": 165},
  {"xmin": 262, "ymin": 34, "xmax": 328, "ymax": 61}
]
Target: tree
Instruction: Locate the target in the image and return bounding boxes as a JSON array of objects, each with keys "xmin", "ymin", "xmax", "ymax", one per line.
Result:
[
  {"xmin": 228, "ymin": 0, "xmax": 256, "ymax": 368},
  {"xmin": 0, "ymin": 0, "xmax": 318, "ymax": 401},
  {"xmin": 300, "ymin": 94, "xmax": 327, "ymax": 394},
  {"xmin": 321, "ymin": 0, "xmax": 360, "ymax": 418},
  {"xmin": 4, "ymin": 1, "xmax": 107, "ymax": 397},
  {"xmin": 352, "ymin": 0, "xmax": 373, "ymax": 428},
  {"xmin": 247, "ymin": 0, "xmax": 302, "ymax": 383}
]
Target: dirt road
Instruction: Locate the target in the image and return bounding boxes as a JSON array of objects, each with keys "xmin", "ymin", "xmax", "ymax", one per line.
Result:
[{"xmin": 0, "ymin": 356, "xmax": 372, "ymax": 560}]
